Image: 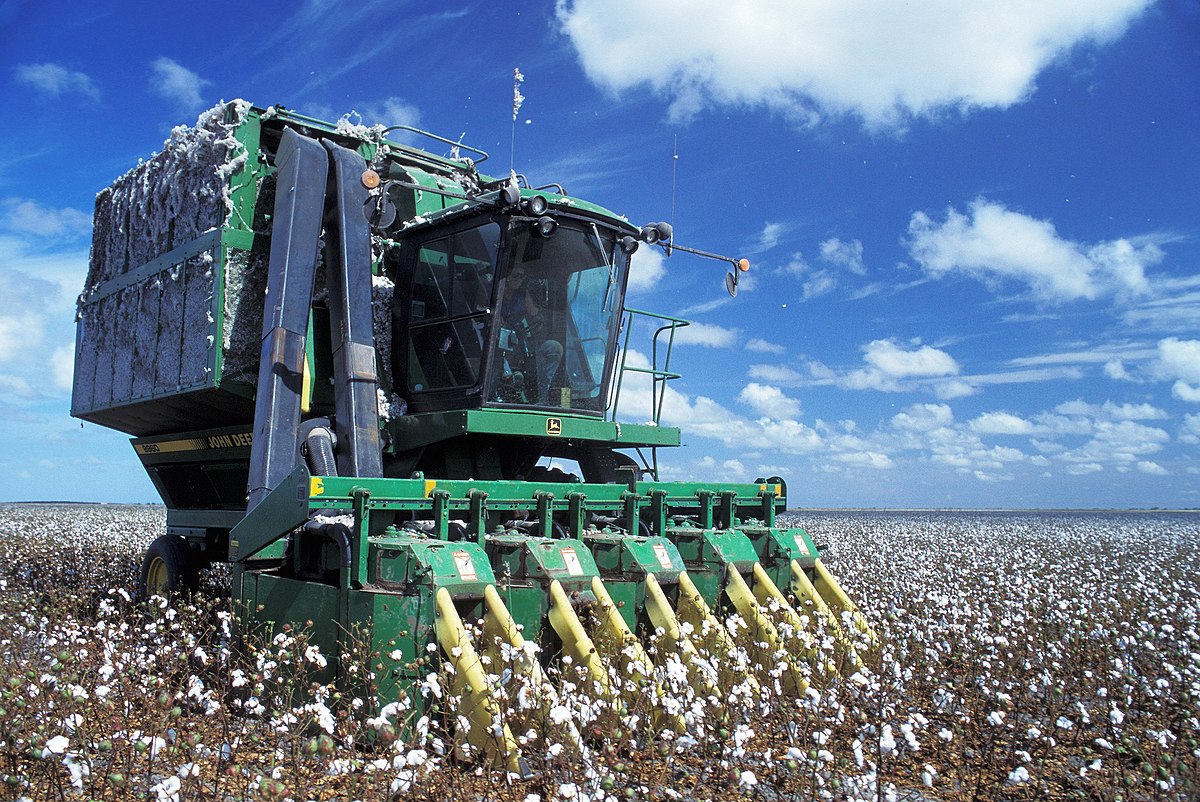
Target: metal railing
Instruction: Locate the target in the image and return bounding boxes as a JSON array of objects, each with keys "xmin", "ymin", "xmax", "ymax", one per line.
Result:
[{"xmin": 608, "ymin": 307, "xmax": 690, "ymax": 425}]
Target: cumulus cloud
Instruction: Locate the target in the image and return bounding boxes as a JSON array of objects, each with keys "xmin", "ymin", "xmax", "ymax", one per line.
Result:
[
  {"xmin": 1155, "ymin": 338, "xmax": 1200, "ymax": 401},
  {"xmin": 970, "ymin": 411, "xmax": 1035, "ymax": 435},
  {"xmin": 781, "ymin": 253, "xmax": 838, "ymax": 301},
  {"xmin": 819, "ymin": 238, "xmax": 866, "ymax": 274},
  {"xmin": 627, "ymin": 244, "xmax": 666, "ymax": 293},
  {"xmin": 907, "ymin": 199, "xmax": 1162, "ymax": 303},
  {"xmin": 50, "ymin": 345, "xmax": 74, "ymax": 393},
  {"xmin": 745, "ymin": 338, "xmax": 786, "ymax": 355},
  {"xmin": 737, "ymin": 383, "xmax": 801, "ymax": 419},
  {"xmin": 359, "ymin": 97, "xmax": 422, "ymax": 130},
  {"xmin": 1054, "ymin": 399, "xmax": 1167, "ymax": 420},
  {"xmin": 747, "ymin": 222, "xmax": 784, "ymax": 254},
  {"xmin": 150, "ymin": 58, "xmax": 210, "ymax": 110},
  {"xmin": 748, "ymin": 363, "xmax": 805, "ymax": 384},
  {"xmin": 15, "ymin": 63, "xmax": 100, "ymax": 101},
  {"xmin": 892, "ymin": 403, "xmax": 954, "ymax": 432},
  {"xmin": 673, "ymin": 321, "xmax": 738, "ymax": 348},
  {"xmin": 557, "ymin": 0, "xmax": 1150, "ymax": 129},
  {"xmin": 1, "ymin": 198, "xmax": 91, "ymax": 239},
  {"xmin": 842, "ymin": 339, "xmax": 959, "ymax": 391}
]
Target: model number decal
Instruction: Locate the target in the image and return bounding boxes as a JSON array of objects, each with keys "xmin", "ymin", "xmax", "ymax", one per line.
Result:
[{"xmin": 135, "ymin": 431, "xmax": 253, "ymax": 455}]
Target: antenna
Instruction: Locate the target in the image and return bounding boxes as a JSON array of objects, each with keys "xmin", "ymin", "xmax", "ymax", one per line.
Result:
[{"xmin": 669, "ymin": 135, "xmax": 678, "ymax": 256}]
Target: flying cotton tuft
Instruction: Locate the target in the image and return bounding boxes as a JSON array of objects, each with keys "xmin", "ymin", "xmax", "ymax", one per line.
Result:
[{"xmin": 512, "ymin": 68, "xmax": 525, "ymax": 121}]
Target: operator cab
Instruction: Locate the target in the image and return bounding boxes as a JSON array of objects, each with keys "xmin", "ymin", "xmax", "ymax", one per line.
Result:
[{"xmin": 395, "ymin": 207, "xmax": 632, "ymax": 417}]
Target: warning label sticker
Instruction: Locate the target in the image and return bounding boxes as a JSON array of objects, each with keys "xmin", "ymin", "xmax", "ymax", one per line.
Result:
[
  {"xmin": 453, "ymin": 550, "xmax": 477, "ymax": 581},
  {"xmin": 561, "ymin": 547, "xmax": 584, "ymax": 576},
  {"xmin": 652, "ymin": 543, "xmax": 673, "ymax": 569},
  {"xmin": 793, "ymin": 535, "xmax": 810, "ymax": 556}
]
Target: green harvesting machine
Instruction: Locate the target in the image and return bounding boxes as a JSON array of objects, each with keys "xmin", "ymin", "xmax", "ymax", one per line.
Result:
[{"xmin": 72, "ymin": 101, "xmax": 874, "ymax": 767}]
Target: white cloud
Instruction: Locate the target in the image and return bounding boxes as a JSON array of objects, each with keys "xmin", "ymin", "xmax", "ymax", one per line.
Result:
[
  {"xmin": 359, "ymin": 97, "xmax": 422, "ymax": 130},
  {"xmin": 1137, "ymin": 461, "xmax": 1167, "ymax": 476},
  {"xmin": 862, "ymin": 339, "xmax": 959, "ymax": 378},
  {"xmin": 745, "ymin": 338, "xmax": 786, "ymax": 355},
  {"xmin": 51, "ymin": 345, "xmax": 74, "ymax": 393},
  {"xmin": 1182, "ymin": 414, "xmax": 1200, "ymax": 443},
  {"xmin": 2, "ymin": 198, "xmax": 91, "ymax": 239},
  {"xmin": 673, "ymin": 321, "xmax": 738, "ymax": 348},
  {"xmin": 150, "ymin": 58, "xmax": 210, "ymax": 110},
  {"xmin": 892, "ymin": 403, "xmax": 953, "ymax": 432},
  {"xmin": 15, "ymin": 63, "xmax": 100, "ymax": 101},
  {"xmin": 1174, "ymin": 382, "xmax": 1200, "ymax": 403},
  {"xmin": 1156, "ymin": 337, "xmax": 1200, "ymax": 383},
  {"xmin": 627, "ymin": 244, "xmax": 666, "ymax": 294},
  {"xmin": 1054, "ymin": 399, "xmax": 1167, "ymax": 420},
  {"xmin": 748, "ymin": 222, "xmax": 784, "ymax": 254},
  {"xmin": 1104, "ymin": 359, "xmax": 1131, "ymax": 381},
  {"xmin": 737, "ymin": 383, "xmax": 801, "ymax": 419},
  {"xmin": 970, "ymin": 411, "xmax": 1034, "ymax": 435},
  {"xmin": 779, "ymin": 252, "xmax": 836, "ymax": 301},
  {"xmin": 907, "ymin": 199, "xmax": 1162, "ymax": 302},
  {"xmin": 932, "ymin": 379, "xmax": 978, "ymax": 400},
  {"xmin": 834, "ymin": 451, "xmax": 893, "ymax": 469},
  {"xmin": 557, "ymin": 0, "xmax": 1150, "ymax": 129},
  {"xmin": 748, "ymin": 363, "xmax": 805, "ymax": 385},
  {"xmin": 819, "ymin": 238, "xmax": 866, "ymax": 275},
  {"xmin": 1152, "ymin": 338, "xmax": 1200, "ymax": 401}
]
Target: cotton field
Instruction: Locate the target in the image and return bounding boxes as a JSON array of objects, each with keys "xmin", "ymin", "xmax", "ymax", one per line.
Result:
[{"xmin": 0, "ymin": 503, "xmax": 1196, "ymax": 801}]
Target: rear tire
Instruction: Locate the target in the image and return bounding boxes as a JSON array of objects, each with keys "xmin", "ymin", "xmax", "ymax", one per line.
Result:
[{"xmin": 139, "ymin": 535, "xmax": 199, "ymax": 598}]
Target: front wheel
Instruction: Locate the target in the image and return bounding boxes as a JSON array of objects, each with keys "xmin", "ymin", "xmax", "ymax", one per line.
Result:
[{"xmin": 139, "ymin": 535, "xmax": 199, "ymax": 598}]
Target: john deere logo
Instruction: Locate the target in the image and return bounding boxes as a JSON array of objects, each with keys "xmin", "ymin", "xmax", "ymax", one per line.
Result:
[{"xmin": 546, "ymin": 417, "xmax": 563, "ymax": 436}]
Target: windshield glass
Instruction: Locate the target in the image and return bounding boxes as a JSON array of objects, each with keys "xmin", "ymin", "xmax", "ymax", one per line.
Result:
[{"xmin": 486, "ymin": 220, "xmax": 628, "ymax": 412}]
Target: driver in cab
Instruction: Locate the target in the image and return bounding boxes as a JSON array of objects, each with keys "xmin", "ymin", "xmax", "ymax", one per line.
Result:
[{"xmin": 500, "ymin": 265, "xmax": 563, "ymax": 406}]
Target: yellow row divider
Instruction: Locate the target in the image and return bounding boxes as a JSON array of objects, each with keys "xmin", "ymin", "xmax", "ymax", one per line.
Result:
[
  {"xmin": 433, "ymin": 587, "xmax": 523, "ymax": 773},
  {"xmin": 590, "ymin": 576, "xmax": 686, "ymax": 733},
  {"xmin": 481, "ymin": 585, "xmax": 585, "ymax": 754},
  {"xmin": 750, "ymin": 563, "xmax": 836, "ymax": 679},
  {"xmin": 812, "ymin": 559, "xmax": 879, "ymax": 653},
  {"xmin": 674, "ymin": 571, "xmax": 761, "ymax": 697},
  {"xmin": 546, "ymin": 579, "xmax": 614, "ymax": 700},
  {"xmin": 642, "ymin": 572, "xmax": 722, "ymax": 705},
  {"xmin": 723, "ymin": 565, "xmax": 810, "ymax": 696},
  {"xmin": 790, "ymin": 560, "xmax": 865, "ymax": 672}
]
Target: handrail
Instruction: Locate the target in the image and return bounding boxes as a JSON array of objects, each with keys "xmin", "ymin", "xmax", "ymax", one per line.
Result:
[{"xmin": 608, "ymin": 307, "xmax": 689, "ymax": 426}]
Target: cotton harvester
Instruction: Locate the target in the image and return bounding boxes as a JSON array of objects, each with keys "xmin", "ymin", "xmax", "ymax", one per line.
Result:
[{"xmin": 71, "ymin": 101, "xmax": 874, "ymax": 769}]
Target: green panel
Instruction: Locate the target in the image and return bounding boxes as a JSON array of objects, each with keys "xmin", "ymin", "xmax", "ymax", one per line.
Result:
[
  {"xmin": 229, "ymin": 465, "xmax": 311, "ymax": 560},
  {"xmin": 369, "ymin": 535, "xmax": 496, "ymax": 597},
  {"xmin": 486, "ymin": 534, "xmax": 599, "ymax": 594},
  {"xmin": 242, "ymin": 573, "xmax": 340, "ymax": 687},
  {"xmin": 605, "ymin": 581, "xmax": 639, "ymax": 632},
  {"xmin": 386, "ymin": 408, "xmax": 680, "ymax": 451},
  {"xmin": 662, "ymin": 524, "xmax": 760, "ymax": 610},
  {"xmin": 740, "ymin": 525, "xmax": 819, "ymax": 592}
]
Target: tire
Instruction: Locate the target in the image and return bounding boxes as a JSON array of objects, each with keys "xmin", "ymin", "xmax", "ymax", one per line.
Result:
[{"xmin": 138, "ymin": 535, "xmax": 199, "ymax": 599}]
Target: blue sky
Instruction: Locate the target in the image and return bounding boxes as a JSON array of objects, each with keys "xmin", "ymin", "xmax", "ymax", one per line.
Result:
[{"xmin": 1, "ymin": 0, "xmax": 1198, "ymax": 508}]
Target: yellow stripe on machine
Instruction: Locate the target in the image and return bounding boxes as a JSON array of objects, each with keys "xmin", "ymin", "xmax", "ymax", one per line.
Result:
[
  {"xmin": 589, "ymin": 576, "xmax": 685, "ymax": 732},
  {"xmin": 749, "ymin": 562, "xmax": 836, "ymax": 679}
]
